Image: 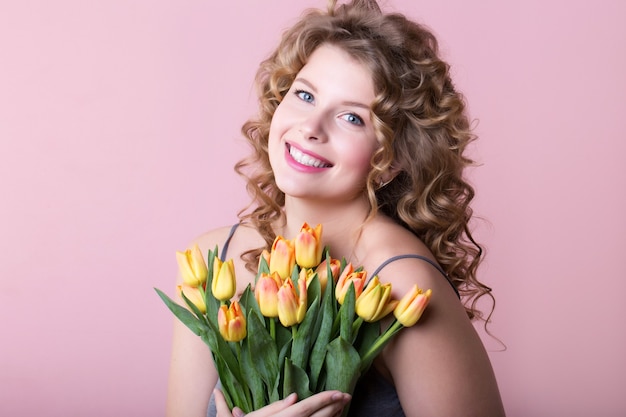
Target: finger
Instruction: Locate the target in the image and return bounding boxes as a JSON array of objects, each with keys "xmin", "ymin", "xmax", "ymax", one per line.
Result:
[
  {"xmin": 214, "ymin": 389, "xmax": 233, "ymax": 417},
  {"xmin": 289, "ymin": 391, "xmax": 351, "ymax": 417},
  {"xmin": 246, "ymin": 393, "xmax": 298, "ymax": 417}
]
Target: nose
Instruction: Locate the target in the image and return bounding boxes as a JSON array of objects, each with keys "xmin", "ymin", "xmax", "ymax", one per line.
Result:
[{"xmin": 298, "ymin": 109, "xmax": 327, "ymax": 142}]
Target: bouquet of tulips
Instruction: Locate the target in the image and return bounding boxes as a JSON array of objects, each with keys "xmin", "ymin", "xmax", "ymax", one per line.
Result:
[{"xmin": 155, "ymin": 223, "xmax": 432, "ymax": 415}]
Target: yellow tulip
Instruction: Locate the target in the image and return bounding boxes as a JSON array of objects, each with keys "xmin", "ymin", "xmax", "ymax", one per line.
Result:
[
  {"xmin": 314, "ymin": 258, "xmax": 341, "ymax": 293},
  {"xmin": 176, "ymin": 244, "xmax": 208, "ymax": 287},
  {"xmin": 294, "ymin": 223, "xmax": 323, "ymax": 268},
  {"xmin": 177, "ymin": 284, "xmax": 206, "ymax": 314},
  {"xmin": 211, "ymin": 257, "xmax": 236, "ymax": 301},
  {"xmin": 269, "ymin": 236, "xmax": 296, "ymax": 279},
  {"xmin": 255, "ymin": 272, "xmax": 282, "ymax": 318},
  {"xmin": 335, "ymin": 263, "xmax": 367, "ymax": 305},
  {"xmin": 393, "ymin": 286, "xmax": 432, "ymax": 327},
  {"xmin": 277, "ymin": 277, "xmax": 307, "ymax": 327},
  {"xmin": 355, "ymin": 276, "xmax": 398, "ymax": 322},
  {"xmin": 217, "ymin": 301, "xmax": 247, "ymax": 342}
]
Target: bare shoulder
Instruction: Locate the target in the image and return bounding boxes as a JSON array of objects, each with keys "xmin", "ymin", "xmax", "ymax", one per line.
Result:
[
  {"xmin": 359, "ymin": 218, "xmax": 454, "ymax": 299},
  {"xmin": 189, "ymin": 224, "xmax": 237, "ymax": 254},
  {"xmin": 192, "ymin": 223, "xmax": 264, "ymax": 252}
]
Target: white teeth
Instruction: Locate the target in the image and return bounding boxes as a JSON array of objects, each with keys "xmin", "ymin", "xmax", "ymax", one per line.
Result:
[{"xmin": 289, "ymin": 146, "xmax": 330, "ymax": 168}]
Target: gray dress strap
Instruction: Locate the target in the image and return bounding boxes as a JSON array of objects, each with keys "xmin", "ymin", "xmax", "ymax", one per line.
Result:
[
  {"xmin": 370, "ymin": 254, "xmax": 459, "ymax": 298},
  {"xmin": 219, "ymin": 223, "xmax": 240, "ymax": 261}
]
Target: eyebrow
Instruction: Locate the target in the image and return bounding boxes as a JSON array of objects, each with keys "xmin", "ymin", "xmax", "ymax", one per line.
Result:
[{"xmin": 293, "ymin": 77, "xmax": 371, "ymax": 110}]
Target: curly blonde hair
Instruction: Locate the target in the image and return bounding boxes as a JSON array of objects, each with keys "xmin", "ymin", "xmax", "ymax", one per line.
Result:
[{"xmin": 235, "ymin": 0, "xmax": 493, "ymax": 320}]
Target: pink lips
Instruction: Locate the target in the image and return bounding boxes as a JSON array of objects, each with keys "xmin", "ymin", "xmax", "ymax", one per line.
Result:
[{"xmin": 285, "ymin": 143, "xmax": 332, "ymax": 172}]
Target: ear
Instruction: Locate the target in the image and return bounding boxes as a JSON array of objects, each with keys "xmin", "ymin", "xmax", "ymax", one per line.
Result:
[{"xmin": 377, "ymin": 165, "xmax": 401, "ymax": 188}]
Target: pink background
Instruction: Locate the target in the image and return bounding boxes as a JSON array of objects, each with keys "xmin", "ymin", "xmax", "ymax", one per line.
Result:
[{"xmin": 1, "ymin": 1, "xmax": 624, "ymax": 416}]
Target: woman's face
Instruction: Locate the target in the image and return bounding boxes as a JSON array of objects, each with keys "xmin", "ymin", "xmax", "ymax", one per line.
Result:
[{"xmin": 268, "ymin": 44, "xmax": 379, "ymax": 204}]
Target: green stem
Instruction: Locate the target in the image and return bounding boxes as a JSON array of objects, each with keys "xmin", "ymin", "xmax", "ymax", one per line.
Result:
[
  {"xmin": 351, "ymin": 317, "xmax": 364, "ymax": 341},
  {"xmin": 270, "ymin": 318, "xmax": 276, "ymax": 341},
  {"xmin": 359, "ymin": 320, "xmax": 404, "ymax": 372}
]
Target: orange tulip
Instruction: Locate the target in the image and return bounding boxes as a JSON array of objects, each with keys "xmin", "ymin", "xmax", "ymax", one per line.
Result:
[
  {"xmin": 393, "ymin": 286, "xmax": 432, "ymax": 327},
  {"xmin": 314, "ymin": 258, "xmax": 341, "ymax": 293},
  {"xmin": 217, "ymin": 301, "xmax": 247, "ymax": 342},
  {"xmin": 269, "ymin": 236, "xmax": 296, "ymax": 279},
  {"xmin": 294, "ymin": 223, "xmax": 323, "ymax": 268},
  {"xmin": 177, "ymin": 284, "xmax": 206, "ymax": 314},
  {"xmin": 335, "ymin": 263, "xmax": 367, "ymax": 305},
  {"xmin": 176, "ymin": 244, "xmax": 208, "ymax": 287},
  {"xmin": 277, "ymin": 277, "xmax": 307, "ymax": 327},
  {"xmin": 255, "ymin": 272, "xmax": 282, "ymax": 318},
  {"xmin": 355, "ymin": 276, "xmax": 398, "ymax": 322},
  {"xmin": 211, "ymin": 257, "xmax": 236, "ymax": 301}
]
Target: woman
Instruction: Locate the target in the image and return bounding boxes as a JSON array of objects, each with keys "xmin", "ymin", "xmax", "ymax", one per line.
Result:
[{"xmin": 167, "ymin": 1, "xmax": 505, "ymax": 416}]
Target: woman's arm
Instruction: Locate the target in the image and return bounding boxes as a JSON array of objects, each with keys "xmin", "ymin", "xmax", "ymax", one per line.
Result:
[
  {"xmin": 166, "ymin": 317, "xmax": 218, "ymax": 417},
  {"xmin": 380, "ymin": 260, "xmax": 506, "ymax": 417}
]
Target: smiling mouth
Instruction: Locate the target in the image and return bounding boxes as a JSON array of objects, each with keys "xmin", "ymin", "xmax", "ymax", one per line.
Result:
[{"xmin": 288, "ymin": 145, "xmax": 333, "ymax": 168}]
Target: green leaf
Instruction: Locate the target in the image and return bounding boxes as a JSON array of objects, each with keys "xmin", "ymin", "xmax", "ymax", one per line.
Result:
[
  {"xmin": 355, "ymin": 320, "xmax": 380, "ymax": 358},
  {"xmin": 204, "ymin": 249, "xmax": 221, "ymax": 328},
  {"xmin": 277, "ymin": 330, "xmax": 292, "ymax": 382},
  {"xmin": 324, "ymin": 337, "xmax": 361, "ymax": 394},
  {"xmin": 291, "ymin": 298, "xmax": 319, "ymax": 370},
  {"xmin": 200, "ymin": 319, "xmax": 245, "ymax": 390},
  {"xmin": 283, "ymin": 357, "xmax": 313, "ymax": 400},
  {"xmin": 339, "ymin": 256, "xmax": 348, "ymax": 272},
  {"xmin": 308, "ymin": 278, "xmax": 334, "ymax": 390},
  {"xmin": 309, "ymin": 253, "xmax": 340, "ymax": 390},
  {"xmin": 240, "ymin": 285, "xmax": 261, "ymax": 325},
  {"xmin": 242, "ymin": 333, "xmax": 268, "ymax": 410},
  {"xmin": 214, "ymin": 359, "xmax": 235, "ymax": 409},
  {"xmin": 214, "ymin": 355, "xmax": 251, "ymax": 413},
  {"xmin": 275, "ymin": 321, "xmax": 292, "ymax": 363},
  {"xmin": 306, "ymin": 273, "xmax": 321, "ymax": 310},
  {"xmin": 180, "ymin": 289, "xmax": 209, "ymax": 325},
  {"xmin": 247, "ymin": 310, "xmax": 279, "ymax": 387},
  {"xmin": 339, "ymin": 284, "xmax": 356, "ymax": 342},
  {"xmin": 291, "ymin": 263, "xmax": 300, "ymax": 283},
  {"xmin": 307, "ymin": 276, "xmax": 324, "ymax": 343},
  {"xmin": 269, "ymin": 372, "xmax": 280, "ymax": 403},
  {"xmin": 154, "ymin": 288, "xmax": 206, "ymax": 336},
  {"xmin": 257, "ymin": 255, "xmax": 270, "ymax": 276}
]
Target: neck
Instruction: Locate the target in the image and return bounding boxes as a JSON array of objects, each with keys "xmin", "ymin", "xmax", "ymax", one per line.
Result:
[{"xmin": 278, "ymin": 195, "xmax": 371, "ymax": 260}]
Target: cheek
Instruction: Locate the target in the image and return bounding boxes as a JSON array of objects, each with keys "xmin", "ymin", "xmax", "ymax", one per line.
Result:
[
  {"xmin": 341, "ymin": 140, "xmax": 377, "ymax": 171},
  {"xmin": 268, "ymin": 109, "xmax": 284, "ymax": 144},
  {"xmin": 270, "ymin": 100, "xmax": 291, "ymax": 130}
]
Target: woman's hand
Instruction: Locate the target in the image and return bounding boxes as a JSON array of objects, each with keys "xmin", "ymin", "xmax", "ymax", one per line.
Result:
[{"xmin": 214, "ymin": 389, "xmax": 351, "ymax": 417}]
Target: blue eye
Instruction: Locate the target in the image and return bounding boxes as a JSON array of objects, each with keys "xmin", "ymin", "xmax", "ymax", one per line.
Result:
[
  {"xmin": 343, "ymin": 113, "xmax": 364, "ymax": 126},
  {"xmin": 295, "ymin": 90, "xmax": 314, "ymax": 103}
]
